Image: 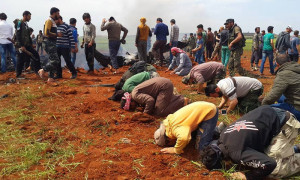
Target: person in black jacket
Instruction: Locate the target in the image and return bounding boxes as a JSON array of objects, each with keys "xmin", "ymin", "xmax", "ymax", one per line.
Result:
[
  {"xmin": 201, "ymin": 105, "xmax": 300, "ymax": 180},
  {"xmin": 15, "ymin": 11, "xmax": 41, "ymax": 78}
]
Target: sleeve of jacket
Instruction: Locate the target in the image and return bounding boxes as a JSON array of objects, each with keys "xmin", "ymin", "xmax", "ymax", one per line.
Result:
[
  {"xmin": 262, "ymin": 75, "xmax": 288, "ymax": 105},
  {"xmin": 135, "ymin": 27, "xmax": 140, "ymax": 44},
  {"xmin": 253, "ymin": 34, "xmax": 258, "ymax": 49},
  {"xmin": 73, "ymin": 29, "xmax": 78, "ymax": 43},
  {"xmin": 16, "ymin": 21, "xmax": 24, "ymax": 46},
  {"xmin": 68, "ymin": 28, "xmax": 76, "ymax": 48},
  {"xmin": 168, "ymin": 57, "xmax": 176, "ymax": 70},
  {"xmin": 285, "ymin": 34, "xmax": 291, "ymax": 49},
  {"xmin": 170, "ymin": 25, "xmax": 174, "ymax": 42},
  {"xmin": 101, "ymin": 22, "xmax": 109, "ymax": 31},
  {"xmin": 173, "ymin": 126, "xmax": 192, "ymax": 154},
  {"xmin": 91, "ymin": 24, "xmax": 96, "ymax": 43},
  {"xmin": 238, "ymin": 147, "xmax": 277, "ymax": 180},
  {"xmin": 174, "ymin": 54, "xmax": 185, "ymax": 72},
  {"xmin": 121, "ymin": 25, "xmax": 128, "ymax": 40}
]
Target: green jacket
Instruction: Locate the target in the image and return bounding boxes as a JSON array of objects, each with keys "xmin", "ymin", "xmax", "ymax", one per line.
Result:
[
  {"xmin": 262, "ymin": 62, "xmax": 300, "ymax": 110},
  {"xmin": 122, "ymin": 72, "xmax": 150, "ymax": 93}
]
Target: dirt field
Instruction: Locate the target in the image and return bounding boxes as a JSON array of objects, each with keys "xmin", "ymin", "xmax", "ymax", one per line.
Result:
[{"xmin": 0, "ymin": 51, "xmax": 282, "ymax": 179}]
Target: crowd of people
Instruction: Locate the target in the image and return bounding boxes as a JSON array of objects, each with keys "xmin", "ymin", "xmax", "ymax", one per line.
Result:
[{"xmin": 1, "ymin": 6, "xmax": 300, "ymax": 179}]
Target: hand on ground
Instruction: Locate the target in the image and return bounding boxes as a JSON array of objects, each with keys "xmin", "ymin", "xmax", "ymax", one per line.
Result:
[{"xmin": 160, "ymin": 147, "xmax": 176, "ymax": 154}]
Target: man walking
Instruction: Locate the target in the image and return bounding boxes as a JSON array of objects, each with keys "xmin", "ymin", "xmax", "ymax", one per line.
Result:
[
  {"xmin": 135, "ymin": 17, "xmax": 151, "ymax": 62},
  {"xmin": 36, "ymin": 30, "xmax": 44, "ymax": 55},
  {"xmin": 0, "ymin": 13, "xmax": 16, "ymax": 73},
  {"xmin": 38, "ymin": 7, "xmax": 62, "ymax": 84},
  {"xmin": 81, "ymin": 13, "xmax": 96, "ymax": 73},
  {"xmin": 276, "ymin": 26, "xmax": 292, "ymax": 54},
  {"xmin": 69, "ymin": 18, "xmax": 78, "ymax": 65},
  {"xmin": 260, "ymin": 26, "xmax": 275, "ymax": 75},
  {"xmin": 101, "ymin": 16, "xmax": 128, "ymax": 74},
  {"xmin": 206, "ymin": 27, "xmax": 214, "ymax": 60},
  {"xmin": 15, "ymin": 11, "xmax": 41, "ymax": 78},
  {"xmin": 250, "ymin": 27, "xmax": 261, "ymax": 71},
  {"xmin": 288, "ymin": 30, "xmax": 300, "ymax": 62},
  {"xmin": 226, "ymin": 19, "xmax": 248, "ymax": 77},
  {"xmin": 152, "ymin": 18, "xmax": 169, "ymax": 66},
  {"xmin": 169, "ymin": 19, "xmax": 179, "ymax": 63},
  {"xmin": 55, "ymin": 16, "xmax": 77, "ymax": 79}
]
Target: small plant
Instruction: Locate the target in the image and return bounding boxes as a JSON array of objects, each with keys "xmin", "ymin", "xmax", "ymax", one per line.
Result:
[{"xmin": 218, "ymin": 164, "xmax": 238, "ymax": 179}]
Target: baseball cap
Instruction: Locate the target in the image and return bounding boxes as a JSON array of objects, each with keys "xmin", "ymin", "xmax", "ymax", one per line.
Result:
[
  {"xmin": 287, "ymin": 25, "xmax": 293, "ymax": 31},
  {"xmin": 224, "ymin": 18, "xmax": 234, "ymax": 25},
  {"xmin": 154, "ymin": 123, "xmax": 166, "ymax": 146}
]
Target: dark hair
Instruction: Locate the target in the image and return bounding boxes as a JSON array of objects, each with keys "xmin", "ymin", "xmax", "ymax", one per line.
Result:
[
  {"xmin": 205, "ymin": 84, "xmax": 218, "ymax": 96},
  {"xmin": 69, "ymin": 18, "xmax": 77, "ymax": 24},
  {"xmin": 190, "ymin": 33, "xmax": 193, "ymax": 36},
  {"xmin": 109, "ymin": 16, "xmax": 115, "ymax": 21},
  {"xmin": 50, "ymin": 7, "xmax": 60, "ymax": 15},
  {"xmin": 82, "ymin": 13, "xmax": 90, "ymax": 20},
  {"xmin": 275, "ymin": 53, "xmax": 290, "ymax": 65},
  {"xmin": 200, "ymin": 144, "xmax": 223, "ymax": 170},
  {"xmin": 294, "ymin": 30, "xmax": 299, "ymax": 36},
  {"xmin": 0, "ymin": 13, "xmax": 7, "ymax": 20},
  {"xmin": 262, "ymin": 30, "xmax": 265, "ymax": 32},
  {"xmin": 197, "ymin": 32, "xmax": 203, "ymax": 37},
  {"xmin": 39, "ymin": 30, "xmax": 42, "ymax": 33},
  {"xmin": 267, "ymin": 26, "xmax": 274, "ymax": 33},
  {"xmin": 197, "ymin": 24, "xmax": 203, "ymax": 29},
  {"xmin": 23, "ymin": 11, "xmax": 31, "ymax": 16},
  {"xmin": 29, "ymin": 28, "xmax": 33, "ymax": 33},
  {"xmin": 208, "ymin": 27, "xmax": 211, "ymax": 31},
  {"xmin": 58, "ymin": 16, "xmax": 62, "ymax": 21},
  {"xmin": 170, "ymin": 19, "xmax": 175, "ymax": 24},
  {"xmin": 255, "ymin": 27, "xmax": 260, "ymax": 31},
  {"xmin": 157, "ymin": 18, "xmax": 162, "ymax": 22}
]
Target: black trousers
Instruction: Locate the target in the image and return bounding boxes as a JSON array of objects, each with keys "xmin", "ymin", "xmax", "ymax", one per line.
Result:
[
  {"xmin": 56, "ymin": 47, "xmax": 76, "ymax": 76},
  {"xmin": 84, "ymin": 43, "xmax": 95, "ymax": 71},
  {"xmin": 16, "ymin": 46, "xmax": 41, "ymax": 77},
  {"xmin": 206, "ymin": 42, "xmax": 213, "ymax": 58}
]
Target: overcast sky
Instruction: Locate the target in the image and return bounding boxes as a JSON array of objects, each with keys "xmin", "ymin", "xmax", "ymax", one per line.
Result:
[{"xmin": 1, "ymin": 0, "xmax": 299, "ymax": 37}]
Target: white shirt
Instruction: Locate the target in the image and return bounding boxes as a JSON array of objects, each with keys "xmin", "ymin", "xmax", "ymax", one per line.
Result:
[
  {"xmin": 217, "ymin": 76, "xmax": 262, "ymax": 100},
  {"xmin": 0, "ymin": 20, "xmax": 13, "ymax": 44}
]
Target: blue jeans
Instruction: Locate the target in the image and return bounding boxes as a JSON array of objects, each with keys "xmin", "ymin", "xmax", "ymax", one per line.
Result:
[
  {"xmin": 260, "ymin": 50, "xmax": 274, "ymax": 74},
  {"xmin": 271, "ymin": 95, "xmax": 300, "ymax": 121},
  {"xmin": 195, "ymin": 49, "xmax": 204, "ymax": 64},
  {"xmin": 71, "ymin": 52, "xmax": 76, "ymax": 65},
  {"xmin": 0, "ymin": 43, "xmax": 17, "ymax": 72},
  {"xmin": 109, "ymin": 40, "xmax": 121, "ymax": 69},
  {"xmin": 196, "ymin": 109, "xmax": 218, "ymax": 150},
  {"xmin": 169, "ymin": 41, "xmax": 178, "ymax": 64}
]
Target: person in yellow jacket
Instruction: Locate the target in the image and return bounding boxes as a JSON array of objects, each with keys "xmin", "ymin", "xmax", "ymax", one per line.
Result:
[
  {"xmin": 154, "ymin": 101, "xmax": 218, "ymax": 154},
  {"xmin": 135, "ymin": 17, "xmax": 152, "ymax": 62}
]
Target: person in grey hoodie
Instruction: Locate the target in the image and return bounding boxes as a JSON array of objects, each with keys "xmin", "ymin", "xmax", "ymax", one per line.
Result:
[
  {"xmin": 166, "ymin": 47, "xmax": 192, "ymax": 76},
  {"xmin": 275, "ymin": 26, "xmax": 293, "ymax": 54}
]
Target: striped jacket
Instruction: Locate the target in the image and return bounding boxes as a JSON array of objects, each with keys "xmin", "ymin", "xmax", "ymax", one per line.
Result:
[
  {"xmin": 170, "ymin": 24, "xmax": 179, "ymax": 42},
  {"xmin": 57, "ymin": 23, "xmax": 75, "ymax": 48}
]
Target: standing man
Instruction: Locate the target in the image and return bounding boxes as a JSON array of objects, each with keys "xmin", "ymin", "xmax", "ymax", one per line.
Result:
[
  {"xmin": 81, "ymin": 13, "xmax": 96, "ymax": 74},
  {"xmin": 259, "ymin": 30, "xmax": 265, "ymax": 59},
  {"xmin": 197, "ymin": 24, "xmax": 207, "ymax": 61},
  {"xmin": 260, "ymin": 26, "xmax": 275, "ymax": 75},
  {"xmin": 220, "ymin": 24, "xmax": 230, "ymax": 68},
  {"xmin": 0, "ymin": 13, "xmax": 16, "ymax": 73},
  {"xmin": 250, "ymin": 27, "xmax": 261, "ymax": 71},
  {"xmin": 69, "ymin": 18, "xmax": 78, "ymax": 65},
  {"xmin": 276, "ymin": 26, "xmax": 292, "ymax": 54},
  {"xmin": 38, "ymin": 7, "xmax": 62, "ymax": 84},
  {"xmin": 206, "ymin": 27, "xmax": 214, "ymax": 60},
  {"xmin": 15, "ymin": 11, "xmax": 41, "ymax": 78},
  {"xmin": 55, "ymin": 16, "xmax": 77, "ymax": 79},
  {"xmin": 135, "ymin": 17, "xmax": 151, "ymax": 62},
  {"xmin": 226, "ymin": 19, "xmax": 247, "ymax": 77},
  {"xmin": 36, "ymin": 30, "xmax": 44, "ymax": 55},
  {"xmin": 152, "ymin": 18, "xmax": 169, "ymax": 66},
  {"xmin": 288, "ymin": 30, "xmax": 300, "ymax": 62},
  {"xmin": 101, "ymin": 16, "xmax": 128, "ymax": 74},
  {"xmin": 169, "ymin": 19, "xmax": 179, "ymax": 63},
  {"xmin": 186, "ymin": 33, "xmax": 196, "ymax": 56}
]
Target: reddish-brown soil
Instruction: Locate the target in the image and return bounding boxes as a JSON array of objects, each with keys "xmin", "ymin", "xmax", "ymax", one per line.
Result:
[{"xmin": 0, "ymin": 51, "xmax": 278, "ymax": 179}]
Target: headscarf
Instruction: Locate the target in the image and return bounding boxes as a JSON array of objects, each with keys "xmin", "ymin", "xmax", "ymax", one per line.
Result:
[{"xmin": 171, "ymin": 47, "xmax": 185, "ymax": 54}]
